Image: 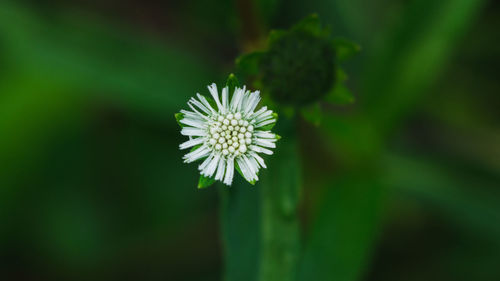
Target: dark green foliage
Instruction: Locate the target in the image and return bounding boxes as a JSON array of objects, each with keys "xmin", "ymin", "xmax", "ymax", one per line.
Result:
[{"xmin": 0, "ymin": 0, "xmax": 496, "ymax": 281}]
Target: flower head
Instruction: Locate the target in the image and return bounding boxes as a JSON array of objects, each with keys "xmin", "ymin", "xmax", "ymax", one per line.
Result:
[{"xmin": 178, "ymin": 83, "xmax": 279, "ymax": 186}]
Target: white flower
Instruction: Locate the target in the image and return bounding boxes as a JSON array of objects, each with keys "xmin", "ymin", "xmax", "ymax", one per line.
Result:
[{"xmin": 178, "ymin": 83, "xmax": 279, "ymax": 186}]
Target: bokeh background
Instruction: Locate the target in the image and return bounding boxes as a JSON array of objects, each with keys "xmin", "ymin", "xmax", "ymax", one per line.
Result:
[{"xmin": 1, "ymin": 0, "xmax": 499, "ymax": 280}]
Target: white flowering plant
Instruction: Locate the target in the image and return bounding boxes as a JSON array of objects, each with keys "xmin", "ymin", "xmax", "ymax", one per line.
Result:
[{"xmin": 175, "ymin": 74, "xmax": 280, "ymax": 188}]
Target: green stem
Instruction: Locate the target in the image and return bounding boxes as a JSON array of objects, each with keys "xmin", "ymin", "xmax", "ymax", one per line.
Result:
[
  {"xmin": 258, "ymin": 118, "xmax": 301, "ymax": 281},
  {"xmin": 219, "ymin": 181, "xmax": 261, "ymax": 281},
  {"xmin": 219, "ymin": 118, "xmax": 301, "ymax": 281}
]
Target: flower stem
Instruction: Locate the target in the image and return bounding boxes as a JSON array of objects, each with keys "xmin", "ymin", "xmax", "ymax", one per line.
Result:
[
  {"xmin": 258, "ymin": 118, "xmax": 301, "ymax": 281},
  {"xmin": 219, "ymin": 118, "xmax": 301, "ymax": 281},
  {"xmin": 219, "ymin": 182, "xmax": 261, "ymax": 281}
]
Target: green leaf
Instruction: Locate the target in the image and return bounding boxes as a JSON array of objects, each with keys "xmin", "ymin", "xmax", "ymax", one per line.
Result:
[
  {"xmin": 383, "ymin": 152, "xmax": 500, "ymax": 242},
  {"xmin": 302, "ymin": 1, "xmax": 487, "ymax": 280},
  {"xmin": 299, "ymin": 175, "xmax": 386, "ymax": 281},
  {"xmin": 226, "ymin": 73, "xmax": 240, "ymax": 97},
  {"xmin": 236, "ymin": 52, "xmax": 264, "ymax": 77},
  {"xmin": 174, "ymin": 112, "xmax": 184, "ymax": 128},
  {"xmin": 300, "ymin": 103, "xmax": 322, "ymax": 126},
  {"xmin": 361, "ymin": 0, "xmax": 485, "ymax": 127},
  {"xmin": 332, "ymin": 38, "xmax": 361, "ymax": 61},
  {"xmin": 198, "ymin": 175, "xmax": 216, "ymax": 189}
]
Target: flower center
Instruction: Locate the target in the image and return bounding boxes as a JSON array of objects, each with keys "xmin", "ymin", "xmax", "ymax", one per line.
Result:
[{"xmin": 206, "ymin": 112, "xmax": 254, "ymax": 157}]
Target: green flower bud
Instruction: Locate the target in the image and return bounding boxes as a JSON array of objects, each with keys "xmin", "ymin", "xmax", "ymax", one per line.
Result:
[
  {"xmin": 260, "ymin": 19, "xmax": 336, "ymax": 106},
  {"xmin": 236, "ymin": 15, "xmax": 358, "ymax": 110},
  {"xmin": 260, "ymin": 32, "xmax": 335, "ymax": 105}
]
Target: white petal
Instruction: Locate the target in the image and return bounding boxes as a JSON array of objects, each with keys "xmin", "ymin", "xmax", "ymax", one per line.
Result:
[
  {"xmin": 250, "ymin": 145, "xmax": 273, "ymax": 155},
  {"xmin": 187, "ymin": 102, "xmax": 211, "ymax": 120},
  {"xmin": 180, "ymin": 118, "xmax": 206, "ymax": 129},
  {"xmin": 250, "ymin": 152, "xmax": 266, "ymax": 168},
  {"xmin": 255, "ymin": 110, "xmax": 273, "ymax": 122},
  {"xmin": 203, "ymin": 154, "xmax": 220, "ymax": 177},
  {"xmin": 254, "ymin": 131, "xmax": 276, "ymax": 139},
  {"xmin": 248, "ymin": 156, "xmax": 261, "ymax": 174},
  {"xmin": 197, "ymin": 94, "xmax": 217, "ymax": 114},
  {"xmin": 215, "ymin": 157, "xmax": 226, "ymax": 181},
  {"xmin": 255, "ymin": 118, "xmax": 276, "ymax": 128},
  {"xmin": 249, "ymin": 106, "xmax": 267, "ymax": 119},
  {"xmin": 199, "ymin": 153, "xmax": 214, "ymax": 171},
  {"xmin": 243, "ymin": 155, "xmax": 258, "ymax": 181},
  {"xmin": 243, "ymin": 91, "xmax": 260, "ymax": 116},
  {"xmin": 255, "ymin": 138, "xmax": 276, "ymax": 148},
  {"xmin": 183, "ymin": 145, "xmax": 210, "ymax": 162},
  {"xmin": 240, "ymin": 91, "xmax": 250, "ymax": 112},
  {"xmin": 179, "ymin": 137, "xmax": 205, "ymax": 150},
  {"xmin": 208, "ymin": 83, "xmax": 224, "ymax": 112},
  {"xmin": 230, "ymin": 86, "xmax": 245, "ymax": 111},
  {"xmin": 238, "ymin": 89, "xmax": 250, "ymax": 112},
  {"xmin": 221, "ymin": 87, "xmax": 229, "ymax": 112},
  {"xmin": 189, "ymin": 98, "xmax": 211, "ymax": 115},
  {"xmin": 181, "ymin": 127, "xmax": 207, "ymax": 137},
  {"xmin": 223, "ymin": 157, "xmax": 234, "ymax": 185},
  {"xmin": 236, "ymin": 157, "xmax": 252, "ymax": 182},
  {"xmin": 180, "ymin": 110, "xmax": 206, "ymax": 121}
]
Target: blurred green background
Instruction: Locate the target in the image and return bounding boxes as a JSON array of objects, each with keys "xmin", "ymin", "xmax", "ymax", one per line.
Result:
[{"xmin": 1, "ymin": 0, "xmax": 499, "ymax": 280}]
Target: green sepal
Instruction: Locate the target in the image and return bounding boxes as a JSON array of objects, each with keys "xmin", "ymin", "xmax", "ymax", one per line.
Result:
[
  {"xmin": 236, "ymin": 52, "xmax": 264, "ymax": 77},
  {"xmin": 267, "ymin": 29, "xmax": 288, "ymax": 45},
  {"xmin": 226, "ymin": 73, "xmax": 240, "ymax": 96},
  {"xmin": 174, "ymin": 112, "xmax": 184, "ymax": 128},
  {"xmin": 272, "ymin": 112, "xmax": 278, "ymax": 122},
  {"xmin": 325, "ymin": 68, "xmax": 355, "ymax": 105},
  {"xmin": 336, "ymin": 67, "xmax": 348, "ymax": 83},
  {"xmin": 332, "ymin": 38, "xmax": 361, "ymax": 62},
  {"xmin": 300, "ymin": 102, "xmax": 322, "ymax": 126},
  {"xmin": 325, "ymin": 84, "xmax": 355, "ymax": 105},
  {"xmin": 291, "ymin": 14, "xmax": 324, "ymax": 37},
  {"xmin": 198, "ymin": 175, "xmax": 216, "ymax": 189}
]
